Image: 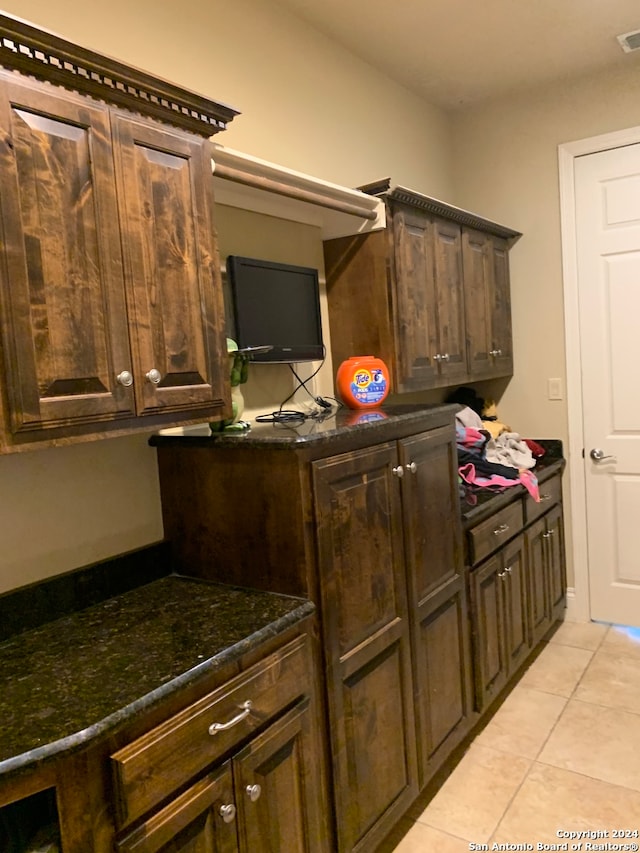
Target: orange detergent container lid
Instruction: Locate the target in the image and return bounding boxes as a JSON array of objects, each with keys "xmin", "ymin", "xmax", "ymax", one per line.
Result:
[{"xmin": 336, "ymin": 355, "xmax": 390, "ymax": 409}]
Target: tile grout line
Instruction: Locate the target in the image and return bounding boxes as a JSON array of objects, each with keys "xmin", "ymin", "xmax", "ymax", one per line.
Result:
[
  {"xmin": 486, "ymin": 624, "xmax": 611, "ymax": 845},
  {"xmin": 411, "ymin": 624, "xmax": 614, "ymax": 848}
]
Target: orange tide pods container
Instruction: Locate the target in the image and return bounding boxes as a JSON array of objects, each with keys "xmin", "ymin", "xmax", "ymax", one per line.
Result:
[{"xmin": 336, "ymin": 355, "xmax": 390, "ymax": 409}]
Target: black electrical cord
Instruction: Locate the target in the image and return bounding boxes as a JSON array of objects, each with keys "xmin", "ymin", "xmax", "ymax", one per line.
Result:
[{"xmin": 255, "ymin": 347, "xmax": 341, "ymax": 424}]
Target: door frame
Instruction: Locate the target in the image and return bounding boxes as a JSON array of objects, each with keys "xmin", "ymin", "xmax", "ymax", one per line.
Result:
[{"xmin": 558, "ymin": 125, "xmax": 640, "ymax": 623}]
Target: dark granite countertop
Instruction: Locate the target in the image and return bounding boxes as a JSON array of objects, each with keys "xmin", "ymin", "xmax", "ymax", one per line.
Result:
[
  {"xmin": 0, "ymin": 575, "xmax": 314, "ymax": 777},
  {"xmin": 149, "ymin": 403, "xmax": 456, "ymax": 451}
]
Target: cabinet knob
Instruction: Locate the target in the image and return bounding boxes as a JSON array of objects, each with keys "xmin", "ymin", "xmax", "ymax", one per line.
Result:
[
  {"xmin": 543, "ymin": 529, "xmax": 556, "ymax": 539},
  {"xmin": 504, "ymin": 565, "xmax": 512, "ymax": 574},
  {"xmin": 208, "ymin": 699, "xmax": 253, "ymax": 735},
  {"xmin": 434, "ymin": 353, "xmax": 449, "ymax": 363},
  {"xmin": 441, "ymin": 353, "xmax": 450, "ymax": 362},
  {"xmin": 392, "ymin": 465, "xmax": 404, "ymax": 478},
  {"xmin": 405, "ymin": 461, "xmax": 417, "ymax": 474},
  {"xmin": 219, "ymin": 803, "xmax": 237, "ymax": 823},
  {"xmin": 497, "ymin": 571, "xmax": 507, "ymax": 580},
  {"xmin": 146, "ymin": 368, "xmax": 162, "ymax": 385},
  {"xmin": 116, "ymin": 370, "xmax": 133, "ymax": 387},
  {"xmin": 489, "ymin": 349, "xmax": 503, "ymax": 358},
  {"xmin": 246, "ymin": 783, "xmax": 262, "ymax": 803},
  {"xmin": 540, "ymin": 493, "xmax": 553, "ymax": 502}
]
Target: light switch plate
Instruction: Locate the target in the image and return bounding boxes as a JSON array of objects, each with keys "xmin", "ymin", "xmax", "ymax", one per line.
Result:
[{"xmin": 548, "ymin": 377, "xmax": 563, "ymax": 400}]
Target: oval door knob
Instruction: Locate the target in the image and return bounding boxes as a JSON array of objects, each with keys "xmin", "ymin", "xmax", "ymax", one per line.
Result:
[
  {"xmin": 116, "ymin": 370, "xmax": 133, "ymax": 387},
  {"xmin": 590, "ymin": 448, "xmax": 616, "ymax": 462},
  {"xmin": 146, "ymin": 368, "xmax": 162, "ymax": 385},
  {"xmin": 246, "ymin": 783, "xmax": 262, "ymax": 802},
  {"xmin": 219, "ymin": 803, "xmax": 237, "ymax": 823}
]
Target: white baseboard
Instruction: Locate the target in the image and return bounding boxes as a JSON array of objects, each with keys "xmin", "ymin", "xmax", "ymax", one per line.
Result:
[{"xmin": 563, "ymin": 588, "xmax": 580, "ymax": 622}]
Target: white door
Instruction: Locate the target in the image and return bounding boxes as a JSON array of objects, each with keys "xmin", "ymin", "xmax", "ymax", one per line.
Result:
[{"xmin": 575, "ymin": 143, "xmax": 640, "ymax": 626}]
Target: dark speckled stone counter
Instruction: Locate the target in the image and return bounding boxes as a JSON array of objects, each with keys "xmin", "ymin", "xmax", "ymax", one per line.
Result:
[
  {"xmin": 150, "ymin": 403, "xmax": 456, "ymax": 453},
  {"xmin": 0, "ymin": 575, "xmax": 313, "ymax": 776}
]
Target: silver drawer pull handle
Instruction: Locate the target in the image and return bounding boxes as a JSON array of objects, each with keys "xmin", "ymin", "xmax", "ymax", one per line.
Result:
[
  {"xmin": 492, "ymin": 523, "xmax": 509, "ymax": 535},
  {"xmin": 209, "ymin": 700, "xmax": 253, "ymax": 735},
  {"xmin": 540, "ymin": 493, "xmax": 552, "ymax": 502},
  {"xmin": 246, "ymin": 783, "xmax": 262, "ymax": 802},
  {"xmin": 220, "ymin": 803, "xmax": 237, "ymax": 823}
]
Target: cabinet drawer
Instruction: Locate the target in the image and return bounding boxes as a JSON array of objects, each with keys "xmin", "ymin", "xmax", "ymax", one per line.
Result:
[
  {"xmin": 525, "ymin": 472, "xmax": 562, "ymax": 523},
  {"xmin": 111, "ymin": 634, "xmax": 311, "ymax": 828},
  {"xmin": 468, "ymin": 501, "xmax": 523, "ymax": 565}
]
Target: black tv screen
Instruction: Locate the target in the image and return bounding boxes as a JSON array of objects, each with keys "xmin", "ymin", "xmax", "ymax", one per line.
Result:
[{"xmin": 227, "ymin": 255, "xmax": 324, "ymax": 363}]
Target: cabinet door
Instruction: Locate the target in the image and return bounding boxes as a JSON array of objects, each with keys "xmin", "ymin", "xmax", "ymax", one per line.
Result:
[
  {"xmin": 0, "ymin": 73, "xmax": 134, "ymax": 434},
  {"xmin": 390, "ymin": 204, "xmax": 439, "ymax": 389},
  {"xmin": 400, "ymin": 426, "xmax": 462, "ymax": 599},
  {"xmin": 461, "ymin": 227, "xmax": 492, "ymax": 379},
  {"xmin": 545, "ymin": 504, "xmax": 566, "ymax": 622},
  {"xmin": 116, "ymin": 764, "xmax": 238, "ymax": 853},
  {"xmin": 112, "ymin": 114, "xmax": 228, "ymax": 419},
  {"xmin": 313, "ymin": 443, "xmax": 418, "ymax": 853},
  {"xmin": 399, "ymin": 426, "xmax": 473, "ymax": 785},
  {"xmin": 525, "ymin": 517, "xmax": 553, "ymax": 646},
  {"xmin": 500, "ymin": 534, "xmax": 530, "ymax": 674},
  {"xmin": 234, "ymin": 701, "xmax": 330, "ymax": 853},
  {"xmin": 488, "ymin": 236, "xmax": 513, "ymax": 376},
  {"xmin": 431, "ymin": 217, "xmax": 467, "ymax": 383},
  {"xmin": 470, "ymin": 553, "xmax": 508, "ymax": 710},
  {"xmin": 462, "ymin": 228, "xmax": 514, "ymax": 380}
]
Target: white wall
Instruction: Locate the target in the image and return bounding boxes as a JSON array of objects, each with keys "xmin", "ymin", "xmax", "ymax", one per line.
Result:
[{"xmin": 0, "ymin": 0, "xmax": 454, "ymax": 592}]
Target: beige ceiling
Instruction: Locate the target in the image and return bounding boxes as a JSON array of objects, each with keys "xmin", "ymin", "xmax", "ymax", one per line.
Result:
[{"xmin": 274, "ymin": 0, "xmax": 640, "ymax": 110}]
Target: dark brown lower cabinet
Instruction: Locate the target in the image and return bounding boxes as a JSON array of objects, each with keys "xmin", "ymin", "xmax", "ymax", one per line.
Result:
[
  {"xmin": 313, "ymin": 443, "xmax": 419, "ymax": 853},
  {"xmin": 399, "ymin": 426, "xmax": 474, "ymax": 787},
  {"xmin": 111, "ymin": 634, "xmax": 330, "ymax": 853},
  {"xmin": 546, "ymin": 504, "xmax": 567, "ymax": 623},
  {"xmin": 470, "ymin": 534, "xmax": 529, "ymax": 710},
  {"xmin": 467, "ymin": 466, "xmax": 567, "ymax": 713},
  {"xmin": 116, "ymin": 702, "xmax": 319, "ymax": 853},
  {"xmin": 525, "ymin": 501, "xmax": 567, "ymax": 647},
  {"xmin": 154, "ymin": 406, "xmax": 472, "ymax": 853}
]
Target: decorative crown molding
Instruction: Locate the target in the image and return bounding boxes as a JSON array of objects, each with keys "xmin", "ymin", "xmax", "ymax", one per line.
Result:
[
  {"xmin": 359, "ymin": 178, "xmax": 522, "ymax": 243},
  {"xmin": 0, "ymin": 12, "xmax": 239, "ymax": 136}
]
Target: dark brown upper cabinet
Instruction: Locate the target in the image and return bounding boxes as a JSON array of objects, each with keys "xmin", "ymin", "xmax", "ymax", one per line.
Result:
[
  {"xmin": 0, "ymin": 13, "xmax": 238, "ymax": 452},
  {"xmin": 323, "ymin": 182, "xmax": 521, "ymax": 394}
]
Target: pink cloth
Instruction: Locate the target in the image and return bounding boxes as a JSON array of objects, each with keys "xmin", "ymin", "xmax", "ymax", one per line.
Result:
[{"xmin": 459, "ymin": 463, "xmax": 540, "ymax": 501}]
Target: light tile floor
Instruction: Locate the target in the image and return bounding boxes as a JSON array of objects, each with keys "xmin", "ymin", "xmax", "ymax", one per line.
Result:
[{"xmin": 392, "ymin": 621, "xmax": 640, "ymax": 851}]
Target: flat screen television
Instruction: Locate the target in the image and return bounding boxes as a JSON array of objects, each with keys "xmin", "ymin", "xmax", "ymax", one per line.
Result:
[{"xmin": 227, "ymin": 255, "xmax": 324, "ymax": 363}]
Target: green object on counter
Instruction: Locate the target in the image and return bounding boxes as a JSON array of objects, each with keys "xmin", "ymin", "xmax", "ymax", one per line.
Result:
[{"xmin": 210, "ymin": 338, "xmax": 251, "ymax": 433}]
